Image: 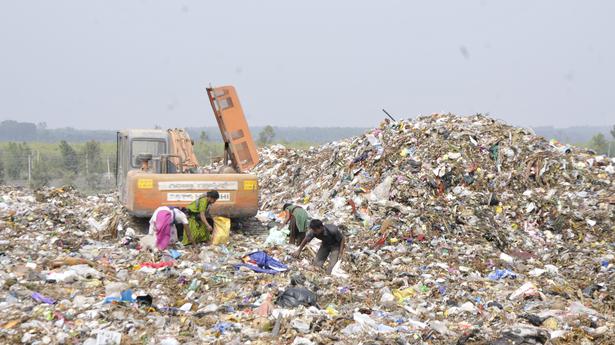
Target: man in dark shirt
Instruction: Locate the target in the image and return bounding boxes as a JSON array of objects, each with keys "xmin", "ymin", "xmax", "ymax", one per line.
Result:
[{"xmin": 293, "ymin": 219, "xmax": 345, "ymax": 274}]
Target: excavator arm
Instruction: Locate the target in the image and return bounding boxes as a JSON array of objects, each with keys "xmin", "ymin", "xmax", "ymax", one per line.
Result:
[{"xmin": 207, "ymin": 86, "xmax": 259, "ymax": 172}]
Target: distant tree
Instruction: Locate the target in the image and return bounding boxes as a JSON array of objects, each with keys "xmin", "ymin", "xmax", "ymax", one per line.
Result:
[
  {"xmin": 4, "ymin": 143, "xmax": 20, "ymax": 179},
  {"xmin": 0, "ymin": 120, "xmax": 37, "ymax": 141},
  {"xmin": 258, "ymin": 125, "xmax": 275, "ymax": 146},
  {"xmin": 82, "ymin": 140, "xmax": 103, "ymax": 173},
  {"xmin": 59, "ymin": 140, "xmax": 79, "ymax": 174},
  {"xmin": 85, "ymin": 172, "xmax": 103, "ymax": 190},
  {"xmin": 199, "ymin": 130, "xmax": 209, "ymax": 142},
  {"xmin": 589, "ymin": 133, "xmax": 608, "ymax": 155},
  {"xmin": 60, "ymin": 172, "xmax": 77, "ymax": 188},
  {"xmin": 4, "ymin": 142, "xmax": 31, "ymax": 179},
  {"xmin": 37, "ymin": 122, "xmax": 48, "ymax": 130},
  {"xmin": 610, "ymin": 125, "xmax": 615, "ymax": 140},
  {"xmin": 0, "ymin": 150, "xmax": 4, "ymax": 184},
  {"xmin": 30, "ymin": 160, "xmax": 51, "ymax": 189}
]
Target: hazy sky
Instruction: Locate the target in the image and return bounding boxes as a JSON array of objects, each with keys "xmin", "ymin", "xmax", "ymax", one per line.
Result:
[{"xmin": 1, "ymin": 1, "xmax": 614, "ymax": 129}]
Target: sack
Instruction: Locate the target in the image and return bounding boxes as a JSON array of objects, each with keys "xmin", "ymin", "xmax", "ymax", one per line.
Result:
[{"xmin": 211, "ymin": 216, "xmax": 231, "ymax": 245}]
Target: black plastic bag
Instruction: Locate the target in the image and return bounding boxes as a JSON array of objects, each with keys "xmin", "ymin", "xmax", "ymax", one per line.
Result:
[{"xmin": 275, "ymin": 287, "xmax": 318, "ymax": 308}]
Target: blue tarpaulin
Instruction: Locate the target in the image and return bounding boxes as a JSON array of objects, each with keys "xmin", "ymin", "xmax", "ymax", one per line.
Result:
[{"xmin": 234, "ymin": 251, "xmax": 288, "ymax": 274}]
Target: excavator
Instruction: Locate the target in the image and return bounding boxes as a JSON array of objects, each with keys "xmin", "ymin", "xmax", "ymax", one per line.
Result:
[{"xmin": 115, "ymin": 85, "xmax": 259, "ymax": 218}]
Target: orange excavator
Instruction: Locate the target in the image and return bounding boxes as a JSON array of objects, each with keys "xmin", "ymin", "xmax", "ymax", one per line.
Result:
[{"xmin": 115, "ymin": 85, "xmax": 259, "ymax": 218}]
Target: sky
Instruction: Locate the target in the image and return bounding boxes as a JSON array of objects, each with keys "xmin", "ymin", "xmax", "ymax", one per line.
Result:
[{"xmin": 0, "ymin": 1, "xmax": 614, "ymax": 130}]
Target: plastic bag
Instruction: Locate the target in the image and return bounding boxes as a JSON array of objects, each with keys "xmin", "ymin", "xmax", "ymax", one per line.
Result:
[
  {"xmin": 392, "ymin": 287, "xmax": 415, "ymax": 303},
  {"xmin": 96, "ymin": 330, "xmax": 122, "ymax": 345},
  {"xmin": 330, "ymin": 260, "xmax": 349, "ymax": 279},
  {"xmin": 369, "ymin": 176, "xmax": 393, "ymax": 202},
  {"xmin": 275, "ymin": 287, "xmax": 317, "ymax": 308},
  {"xmin": 488, "ymin": 269, "xmax": 517, "ymax": 280},
  {"xmin": 211, "ymin": 217, "xmax": 230, "ymax": 245},
  {"xmin": 264, "ymin": 225, "xmax": 289, "ymax": 246}
]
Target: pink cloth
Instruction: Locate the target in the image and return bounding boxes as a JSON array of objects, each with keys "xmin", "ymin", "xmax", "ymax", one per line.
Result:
[{"xmin": 155, "ymin": 210, "xmax": 173, "ymax": 250}]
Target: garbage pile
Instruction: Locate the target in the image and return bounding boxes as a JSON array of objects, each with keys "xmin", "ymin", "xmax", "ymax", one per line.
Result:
[
  {"xmin": 0, "ymin": 113, "xmax": 613, "ymax": 344},
  {"xmin": 0, "ymin": 186, "xmax": 366, "ymax": 344},
  {"xmin": 254, "ymin": 114, "xmax": 615, "ymax": 343}
]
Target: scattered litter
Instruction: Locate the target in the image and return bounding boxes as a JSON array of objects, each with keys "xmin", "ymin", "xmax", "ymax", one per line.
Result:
[{"xmin": 31, "ymin": 292, "xmax": 55, "ymax": 305}]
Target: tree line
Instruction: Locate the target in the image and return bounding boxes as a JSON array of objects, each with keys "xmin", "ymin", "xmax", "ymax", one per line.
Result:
[
  {"xmin": 0, "ymin": 120, "xmax": 116, "ymax": 142},
  {"xmin": 587, "ymin": 126, "xmax": 615, "ymax": 156},
  {"xmin": 0, "ymin": 140, "xmax": 114, "ymax": 190},
  {"xmin": 0, "ymin": 119, "xmax": 369, "ymax": 144},
  {"xmin": 0, "ymin": 126, "xmax": 278, "ymax": 190}
]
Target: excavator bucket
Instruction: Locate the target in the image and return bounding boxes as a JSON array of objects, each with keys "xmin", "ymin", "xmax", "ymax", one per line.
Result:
[
  {"xmin": 167, "ymin": 128, "xmax": 199, "ymax": 170},
  {"xmin": 207, "ymin": 85, "xmax": 259, "ymax": 172}
]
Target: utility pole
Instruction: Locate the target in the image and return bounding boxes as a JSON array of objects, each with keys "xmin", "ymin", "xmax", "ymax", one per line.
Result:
[
  {"xmin": 106, "ymin": 156, "xmax": 111, "ymax": 180},
  {"xmin": 85, "ymin": 152, "xmax": 89, "ymax": 176}
]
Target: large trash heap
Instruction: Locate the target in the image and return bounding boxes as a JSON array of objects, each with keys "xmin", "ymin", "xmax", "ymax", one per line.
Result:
[{"xmin": 0, "ymin": 114, "xmax": 612, "ymax": 344}]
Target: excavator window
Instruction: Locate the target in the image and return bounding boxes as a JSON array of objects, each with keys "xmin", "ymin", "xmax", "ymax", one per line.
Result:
[
  {"xmin": 131, "ymin": 139, "xmax": 166, "ymax": 167},
  {"xmin": 213, "ymin": 89, "xmax": 227, "ymax": 97},
  {"xmin": 235, "ymin": 142, "xmax": 254, "ymax": 166},
  {"xmin": 230, "ymin": 129, "xmax": 245, "ymax": 140},
  {"xmin": 218, "ymin": 97, "xmax": 234, "ymax": 110}
]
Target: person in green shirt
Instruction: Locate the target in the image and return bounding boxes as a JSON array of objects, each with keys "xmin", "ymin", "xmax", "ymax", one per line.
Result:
[
  {"xmin": 182, "ymin": 191, "xmax": 220, "ymax": 246},
  {"xmin": 282, "ymin": 203, "xmax": 310, "ymax": 245}
]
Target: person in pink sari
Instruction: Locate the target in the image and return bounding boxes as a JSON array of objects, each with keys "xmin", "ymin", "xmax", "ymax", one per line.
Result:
[{"xmin": 148, "ymin": 206, "xmax": 190, "ymax": 251}]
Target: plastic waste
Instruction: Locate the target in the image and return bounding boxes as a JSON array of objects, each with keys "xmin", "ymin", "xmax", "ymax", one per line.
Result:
[
  {"xmin": 519, "ymin": 313, "xmax": 545, "ymax": 326},
  {"xmin": 568, "ymin": 301, "xmax": 601, "ymax": 316},
  {"xmin": 105, "ymin": 282, "xmax": 129, "ymax": 299},
  {"xmin": 235, "ymin": 251, "xmax": 288, "ymax": 274},
  {"xmin": 136, "ymin": 295, "xmax": 153, "ymax": 306},
  {"xmin": 159, "ymin": 338, "xmax": 179, "ymax": 345},
  {"xmin": 330, "ymin": 260, "xmax": 349, "ymax": 279},
  {"xmin": 380, "ymin": 287, "xmax": 395, "ymax": 307},
  {"xmin": 499, "ymin": 252, "xmax": 514, "ymax": 264},
  {"xmin": 291, "ymin": 319, "xmax": 310, "ymax": 333},
  {"xmin": 104, "ymin": 289, "xmax": 135, "ymax": 304},
  {"xmin": 291, "ymin": 337, "xmax": 316, "ymax": 345},
  {"xmin": 368, "ymin": 176, "xmax": 393, "ymax": 202},
  {"xmin": 325, "ymin": 305, "xmax": 339, "ymax": 317},
  {"xmin": 488, "ymin": 269, "xmax": 517, "ymax": 280},
  {"xmin": 213, "ymin": 322, "xmax": 233, "ymax": 334},
  {"xmin": 392, "ymin": 287, "xmax": 415, "ymax": 303},
  {"xmin": 96, "ymin": 330, "xmax": 122, "ymax": 345},
  {"xmin": 31, "ymin": 292, "xmax": 55, "ymax": 304},
  {"xmin": 254, "ymin": 293, "xmax": 273, "ymax": 317},
  {"xmin": 430, "ymin": 320, "xmax": 456, "ymax": 337},
  {"xmin": 138, "ymin": 261, "xmax": 174, "ymax": 269},
  {"xmin": 168, "ymin": 249, "xmax": 181, "ymax": 259},
  {"xmin": 264, "ymin": 225, "xmax": 290, "ymax": 246},
  {"xmin": 509, "ymin": 282, "xmax": 539, "ymax": 300},
  {"xmin": 492, "ymin": 326, "xmax": 549, "ymax": 345},
  {"xmin": 211, "ymin": 216, "xmax": 231, "ymax": 245},
  {"xmin": 48, "ymin": 257, "xmax": 95, "ymax": 268},
  {"xmin": 275, "ymin": 287, "xmax": 318, "ymax": 308},
  {"xmin": 582, "ymin": 283, "xmax": 603, "ymax": 298},
  {"xmin": 342, "ymin": 312, "xmax": 378, "ymax": 336}
]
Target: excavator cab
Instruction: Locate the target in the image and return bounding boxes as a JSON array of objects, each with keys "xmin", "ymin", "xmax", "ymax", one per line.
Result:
[{"xmin": 116, "ymin": 85, "xmax": 259, "ymax": 218}]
